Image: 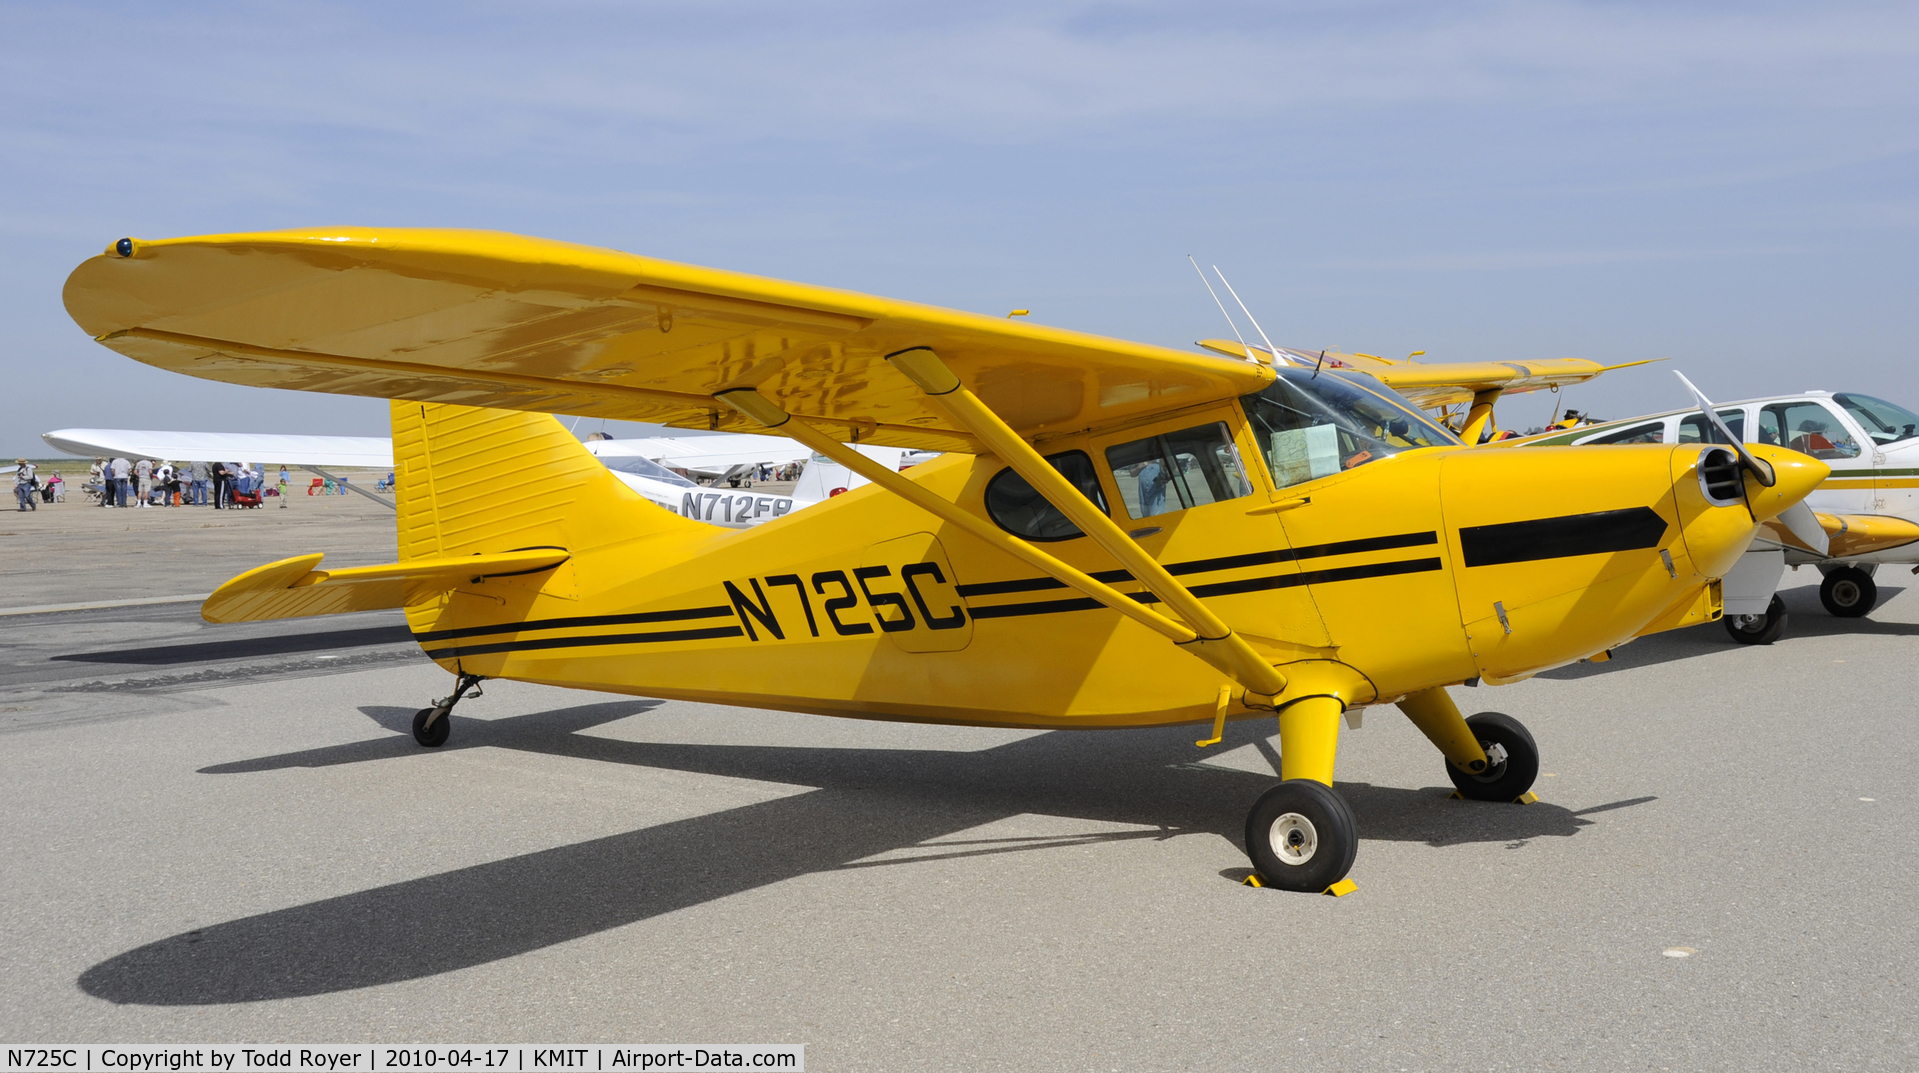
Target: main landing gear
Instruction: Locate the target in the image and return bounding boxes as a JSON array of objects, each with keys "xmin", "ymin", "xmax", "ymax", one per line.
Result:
[
  {"xmin": 1819, "ymin": 566, "xmax": 1878, "ymax": 618},
  {"xmin": 1724, "ymin": 594, "xmax": 1788, "ymax": 645},
  {"xmin": 412, "ymin": 673, "xmax": 484, "ymax": 748},
  {"xmin": 1245, "ymin": 780, "xmax": 1359, "ymax": 893},
  {"xmin": 1241, "ymin": 690, "xmax": 1541, "ymax": 892}
]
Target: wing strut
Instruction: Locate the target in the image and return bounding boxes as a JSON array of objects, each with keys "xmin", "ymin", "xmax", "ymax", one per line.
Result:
[{"xmin": 721, "ymin": 347, "xmax": 1291, "ymax": 703}]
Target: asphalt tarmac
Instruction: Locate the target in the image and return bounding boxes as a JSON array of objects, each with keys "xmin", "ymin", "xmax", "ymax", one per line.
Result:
[{"xmin": 1, "ymin": 541, "xmax": 1914, "ymax": 1070}]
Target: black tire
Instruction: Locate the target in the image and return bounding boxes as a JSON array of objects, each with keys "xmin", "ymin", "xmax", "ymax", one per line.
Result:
[
  {"xmin": 1244, "ymin": 779, "xmax": 1359, "ymax": 892},
  {"xmin": 1724, "ymin": 594, "xmax": 1788, "ymax": 645},
  {"xmin": 412, "ymin": 706, "xmax": 451, "ymax": 748},
  {"xmin": 1819, "ymin": 567, "xmax": 1877, "ymax": 618},
  {"xmin": 1446, "ymin": 711, "xmax": 1540, "ymax": 802}
]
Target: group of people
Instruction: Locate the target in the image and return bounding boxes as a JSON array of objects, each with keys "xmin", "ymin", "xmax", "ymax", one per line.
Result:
[{"xmin": 84, "ymin": 457, "xmax": 282, "ymax": 509}]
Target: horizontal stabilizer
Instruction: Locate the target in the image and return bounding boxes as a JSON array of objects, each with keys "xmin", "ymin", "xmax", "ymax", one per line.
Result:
[{"xmin": 203, "ymin": 549, "xmax": 569, "ymax": 624}]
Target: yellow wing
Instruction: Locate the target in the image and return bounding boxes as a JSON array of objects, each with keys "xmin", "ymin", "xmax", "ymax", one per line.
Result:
[
  {"xmin": 1195, "ymin": 340, "xmax": 1655, "ymax": 409},
  {"xmin": 1764, "ymin": 512, "xmax": 1919, "ymax": 558},
  {"xmin": 66, "ymin": 229, "xmax": 1274, "ymax": 452}
]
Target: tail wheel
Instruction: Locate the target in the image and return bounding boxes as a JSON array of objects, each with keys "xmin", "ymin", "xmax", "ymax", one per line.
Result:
[
  {"xmin": 1819, "ymin": 567, "xmax": 1877, "ymax": 618},
  {"xmin": 1244, "ymin": 779, "xmax": 1358, "ymax": 892},
  {"xmin": 412, "ymin": 707, "xmax": 451, "ymax": 748},
  {"xmin": 1446, "ymin": 711, "xmax": 1539, "ymax": 802},
  {"xmin": 1724, "ymin": 594, "xmax": 1788, "ymax": 645}
]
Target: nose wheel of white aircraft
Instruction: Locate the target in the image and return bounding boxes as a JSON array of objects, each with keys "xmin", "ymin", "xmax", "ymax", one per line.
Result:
[
  {"xmin": 1820, "ymin": 567, "xmax": 1877, "ymax": 618},
  {"xmin": 1446, "ymin": 711, "xmax": 1539, "ymax": 802},
  {"xmin": 1244, "ymin": 779, "xmax": 1359, "ymax": 892},
  {"xmin": 411, "ymin": 673, "xmax": 484, "ymax": 748},
  {"xmin": 1724, "ymin": 594, "xmax": 1789, "ymax": 645}
]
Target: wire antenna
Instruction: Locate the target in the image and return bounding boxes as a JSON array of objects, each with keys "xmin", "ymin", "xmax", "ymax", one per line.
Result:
[
  {"xmin": 1213, "ymin": 266, "xmax": 1283, "ymax": 366},
  {"xmin": 1188, "ymin": 255, "xmax": 1249, "ymax": 357}
]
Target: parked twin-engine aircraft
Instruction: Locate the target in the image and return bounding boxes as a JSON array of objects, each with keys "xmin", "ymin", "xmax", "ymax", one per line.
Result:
[
  {"xmin": 62, "ymin": 228, "xmax": 1827, "ymax": 892},
  {"xmin": 1517, "ymin": 387, "xmax": 1919, "ymax": 643}
]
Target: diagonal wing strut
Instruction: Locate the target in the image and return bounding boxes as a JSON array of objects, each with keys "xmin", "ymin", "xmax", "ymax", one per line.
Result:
[{"xmin": 716, "ymin": 348, "xmax": 1291, "ymax": 705}]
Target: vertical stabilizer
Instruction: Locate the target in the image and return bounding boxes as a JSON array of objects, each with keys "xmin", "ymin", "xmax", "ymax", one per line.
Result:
[{"xmin": 391, "ymin": 401, "xmax": 703, "ymax": 560}]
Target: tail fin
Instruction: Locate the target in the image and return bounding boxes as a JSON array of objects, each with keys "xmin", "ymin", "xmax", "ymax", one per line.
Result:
[{"xmin": 391, "ymin": 400, "xmax": 701, "ymax": 560}]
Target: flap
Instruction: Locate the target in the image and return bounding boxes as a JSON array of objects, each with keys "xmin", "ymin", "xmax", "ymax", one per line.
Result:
[
  {"xmin": 203, "ymin": 548, "xmax": 570, "ymax": 623},
  {"xmin": 67, "ymin": 229, "xmax": 1276, "ymax": 452}
]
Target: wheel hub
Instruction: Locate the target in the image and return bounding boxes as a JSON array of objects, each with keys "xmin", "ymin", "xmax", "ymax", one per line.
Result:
[
  {"xmin": 1268, "ymin": 812, "xmax": 1318, "ymax": 866},
  {"xmin": 1470, "ymin": 740, "xmax": 1510, "ymax": 782}
]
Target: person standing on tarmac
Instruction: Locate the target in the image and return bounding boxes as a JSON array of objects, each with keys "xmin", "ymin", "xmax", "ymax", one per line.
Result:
[
  {"xmin": 14, "ymin": 458, "xmax": 36, "ymax": 512},
  {"xmin": 109, "ymin": 456, "xmax": 130, "ymax": 508}
]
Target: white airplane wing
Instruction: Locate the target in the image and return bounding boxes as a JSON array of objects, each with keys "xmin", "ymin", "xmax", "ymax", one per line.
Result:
[
  {"xmin": 43, "ymin": 428, "xmax": 393, "ymax": 468},
  {"xmin": 586, "ymin": 434, "xmax": 809, "ymax": 473}
]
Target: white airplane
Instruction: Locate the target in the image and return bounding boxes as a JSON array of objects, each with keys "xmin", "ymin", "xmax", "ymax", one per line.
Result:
[
  {"xmin": 1516, "ymin": 387, "xmax": 1919, "ymax": 642},
  {"xmin": 43, "ymin": 427, "xmax": 901, "ymax": 529}
]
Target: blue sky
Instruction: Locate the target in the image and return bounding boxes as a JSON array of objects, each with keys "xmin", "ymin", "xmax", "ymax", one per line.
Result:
[{"xmin": 4, "ymin": 1, "xmax": 1916, "ymax": 455}]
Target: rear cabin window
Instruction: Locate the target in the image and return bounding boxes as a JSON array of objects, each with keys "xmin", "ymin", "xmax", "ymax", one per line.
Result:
[
  {"xmin": 983, "ymin": 450, "xmax": 1108, "ymax": 541},
  {"xmin": 1584, "ymin": 421, "xmax": 1665, "ymax": 445},
  {"xmin": 1104, "ymin": 422, "xmax": 1252, "ymax": 520},
  {"xmin": 1677, "ymin": 410, "xmax": 1746, "ymax": 444}
]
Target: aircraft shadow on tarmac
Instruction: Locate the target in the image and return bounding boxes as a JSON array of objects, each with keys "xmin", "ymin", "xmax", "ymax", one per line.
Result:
[
  {"xmin": 1539, "ymin": 584, "xmax": 1915, "ymax": 682},
  {"xmin": 80, "ymin": 701, "xmax": 1652, "ymax": 1006},
  {"xmin": 49, "ymin": 624, "xmax": 416, "ymax": 665}
]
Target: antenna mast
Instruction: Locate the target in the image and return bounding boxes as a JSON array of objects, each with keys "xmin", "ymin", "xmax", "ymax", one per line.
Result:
[
  {"xmin": 1212, "ymin": 267, "xmax": 1284, "ymax": 366},
  {"xmin": 1188, "ymin": 255, "xmax": 1249, "ymax": 359}
]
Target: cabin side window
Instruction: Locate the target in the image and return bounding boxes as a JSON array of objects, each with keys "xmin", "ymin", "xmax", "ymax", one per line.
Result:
[
  {"xmin": 1760, "ymin": 402, "xmax": 1860, "ymax": 459},
  {"xmin": 1583, "ymin": 421, "xmax": 1665, "ymax": 445},
  {"xmin": 1104, "ymin": 422, "xmax": 1251, "ymax": 520},
  {"xmin": 983, "ymin": 450, "xmax": 1108, "ymax": 541}
]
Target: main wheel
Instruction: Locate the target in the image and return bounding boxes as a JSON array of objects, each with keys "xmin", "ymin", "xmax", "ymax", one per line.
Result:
[
  {"xmin": 1724, "ymin": 594, "xmax": 1788, "ymax": 645},
  {"xmin": 1819, "ymin": 567, "xmax": 1877, "ymax": 618},
  {"xmin": 1244, "ymin": 779, "xmax": 1358, "ymax": 892},
  {"xmin": 1446, "ymin": 711, "xmax": 1539, "ymax": 802},
  {"xmin": 412, "ymin": 706, "xmax": 451, "ymax": 748}
]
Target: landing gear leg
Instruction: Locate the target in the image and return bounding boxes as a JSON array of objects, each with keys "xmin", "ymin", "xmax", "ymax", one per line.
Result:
[
  {"xmin": 413, "ymin": 673, "xmax": 484, "ymax": 748},
  {"xmin": 1398, "ymin": 687, "xmax": 1539, "ymax": 802},
  {"xmin": 1244, "ymin": 696, "xmax": 1358, "ymax": 892}
]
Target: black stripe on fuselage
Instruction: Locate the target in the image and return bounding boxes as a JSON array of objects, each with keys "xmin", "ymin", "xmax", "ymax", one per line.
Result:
[
  {"xmin": 1458, "ymin": 507, "xmax": 1668, "ymax": 568},
  {"xmin": 411, "ymin": 605, "xmax": 735, "ymax": 644},
  {"xmin": 966, "ymin": 557, "xmax": 1444, "ymax": 620},
  {"xmin": 953, "ymin": 530, "xmax": 1437, "ymax": 598},
  {"xmin": 422, "ymin": 624, "xmax": 746, "ymax": 660}
]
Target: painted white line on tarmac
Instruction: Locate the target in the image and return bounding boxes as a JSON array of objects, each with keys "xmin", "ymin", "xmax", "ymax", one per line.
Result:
[{"xmin": 0, "ymin": 594, "xmax": 210, "ymax": 617}]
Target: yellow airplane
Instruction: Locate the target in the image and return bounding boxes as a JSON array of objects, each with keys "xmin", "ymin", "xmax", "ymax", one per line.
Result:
[
  {"xmin": 1195, "ymin": 340, "xmax": 1658, "ymax": 445},
  {"xmin": 63, "ymin": 229, "xmax": 1826, "ymax": 893}
]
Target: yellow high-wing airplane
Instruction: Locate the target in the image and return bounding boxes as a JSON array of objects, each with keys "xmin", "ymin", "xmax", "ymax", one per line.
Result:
[
  {"xmin": 64, "ymin": 229, "xmax": 1825, "ymax": 893},
  {"xmin": 1197, "ymin": 340, "xmax": 1658, "ymax": 444}
]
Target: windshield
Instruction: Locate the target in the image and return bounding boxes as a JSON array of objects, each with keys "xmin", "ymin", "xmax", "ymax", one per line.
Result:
[
  {"xmin": 596, "ymin": 452, "xmax": 698, "ymax": 487},
  {"xmin": 1836, "ymin": 394, "xmax": 1919, "ymax": 447},
  {"xmin": 1239, "ymin": 369, "xmax": 1456, "ymax": 489}
]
